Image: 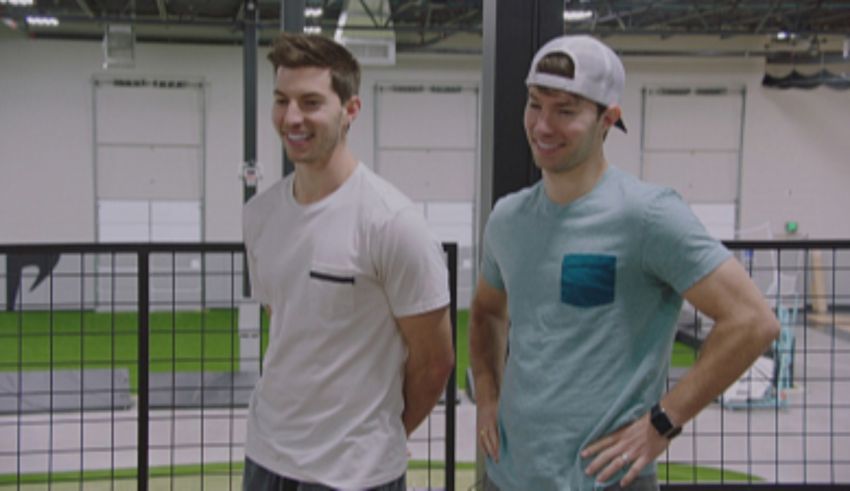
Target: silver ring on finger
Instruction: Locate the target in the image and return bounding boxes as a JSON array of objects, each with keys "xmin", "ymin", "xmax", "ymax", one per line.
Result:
[{"xmin": 620, "ymin": 452, "xmax": 630, "ymax": 465}]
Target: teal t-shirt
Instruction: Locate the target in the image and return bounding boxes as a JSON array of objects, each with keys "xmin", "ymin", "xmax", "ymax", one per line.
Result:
[{"xmin": 481, "ymin": 166, "xmax": 730, "ymax": 491}]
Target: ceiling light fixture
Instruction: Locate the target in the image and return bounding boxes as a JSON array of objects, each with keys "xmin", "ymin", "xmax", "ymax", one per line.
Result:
[
  {"xmin": 1, "ymin": 0, "xmax": 35, "ymax": 6},
  {"xmin": 305, "ymin": 7, "xmax": 323, "ymax": 18},
  {"xmin": 563, "ymin": 10, "xmax": 593, "ymax": 22},
  {"xmin": 775, "ymin": 31, "xmax": 798, "ymax": 42},
  {"xmin": 303, "ymin": 26, "xmax": 321, "ymax": 34},
  {"xmin": 25, "ymin": 16, "xmax": 60, "ymax": 27}
]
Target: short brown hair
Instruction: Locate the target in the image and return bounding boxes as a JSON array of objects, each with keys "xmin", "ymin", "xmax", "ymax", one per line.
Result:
[
  {"xmin": 267, "ymin": 33, "xmax": 360, "ymax": 103},
  {"xmin": 534, "ymin": 52, "xmax": 607, "ymax": 116}
]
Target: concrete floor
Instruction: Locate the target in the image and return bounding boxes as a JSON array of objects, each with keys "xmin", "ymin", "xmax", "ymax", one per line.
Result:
[{"xmin": 1, "ymin": 324, "xmax": 848, "ymax": 488}]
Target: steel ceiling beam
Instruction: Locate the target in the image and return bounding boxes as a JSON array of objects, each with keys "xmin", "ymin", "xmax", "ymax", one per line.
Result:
[
  {"xmin": 155, "ymin": 0, "xmax": 167, "ymax": 20},
  {"xmin": 75, "ymin": 0, "xmax": 95, "ymax": 18}
]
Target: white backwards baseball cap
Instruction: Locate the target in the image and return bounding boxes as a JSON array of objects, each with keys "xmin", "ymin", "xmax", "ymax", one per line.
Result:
[{"xmin": 525, "ymin": 35, "xmax": 627, "ymax": 132}]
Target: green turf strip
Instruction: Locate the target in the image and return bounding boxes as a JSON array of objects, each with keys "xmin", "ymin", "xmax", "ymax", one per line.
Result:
[
  {"xmin": 0, "ymin": 309, "xmax": 268, "ymax": 391},
  {"xmin": 671, "ymin": 339, "xmax": 699, "ymax": 368},
  {"xmin": 0, "ymin": 308, "xmax": 693, "ymax": 394},
  {"xmin": 0, "ymin": 460, "xmax": 756, "ymax": 485}
]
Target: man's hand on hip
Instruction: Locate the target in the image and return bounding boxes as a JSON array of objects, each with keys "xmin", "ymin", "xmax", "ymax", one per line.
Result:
[{"xmin": 581, "ymin": 414, "xmax": 670, "ymax": 487}]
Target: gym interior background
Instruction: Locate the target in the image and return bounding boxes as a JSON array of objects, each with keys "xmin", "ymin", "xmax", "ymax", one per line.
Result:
[{"xmin": 0, "ymin": 1, "xmax": 849, "ymax": 490}]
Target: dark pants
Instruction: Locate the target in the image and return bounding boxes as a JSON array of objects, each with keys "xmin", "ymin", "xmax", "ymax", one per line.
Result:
[
  {"xmin": 483, "ymin": 473, "xmax": 659, "ymax": 491},
  {"xmin": 242, "ymin": 457, "xmax": 406, "ymax": 491}
]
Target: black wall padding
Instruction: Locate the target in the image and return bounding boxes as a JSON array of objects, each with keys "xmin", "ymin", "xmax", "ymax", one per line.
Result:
[{"xmin": 762, "ymin": 69, "xmax": 850, "ymax": 90}]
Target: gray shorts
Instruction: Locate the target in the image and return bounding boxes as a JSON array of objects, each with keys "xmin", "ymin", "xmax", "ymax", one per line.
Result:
[
  {"xmin": 483, "ymin": 472, "xmax": 659, "ymax": 491},
  {"xmin": 242, "ymin": 457, "xmax": 406, "ymax": 491}
]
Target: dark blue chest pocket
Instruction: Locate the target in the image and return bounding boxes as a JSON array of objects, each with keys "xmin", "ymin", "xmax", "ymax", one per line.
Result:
[{"xmin": 561, "ymin": 254, "xmax": 616, "ymax": 307}]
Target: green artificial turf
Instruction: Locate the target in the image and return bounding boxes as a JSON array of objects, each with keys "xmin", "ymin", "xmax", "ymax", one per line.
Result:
[
  {"xmin": 0, "ymin": 307, "xmax": 692, "ymax": 395},
  {"xmin": 0, "ymin": 309, "xmax": 261, "ymax": 391},
  {"xmin": 671, "ymin": 340, "xmax": 699, "ymax": 368},
  {"xmin": 0, "ymin": 460, "xmax": 758, "ymax": 486},
  {"xmin": 660, "ymin": 462, "xmax": 761, "ymax": 482}
]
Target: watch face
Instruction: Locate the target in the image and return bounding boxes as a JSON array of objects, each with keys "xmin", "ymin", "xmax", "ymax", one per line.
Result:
[{"xmin": 651, "ymin": 404, "xmax": 675, "ymax": 436}]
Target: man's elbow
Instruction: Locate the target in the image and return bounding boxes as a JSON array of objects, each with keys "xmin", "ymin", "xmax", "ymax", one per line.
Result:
[
  {"xmin": 424, "ymin": 350, "xmax": 455, "ymax": 393},
  {"xmin": 434, "ymin": 351, "xmax": 455, "ymax": 386},
  {"xmin": 750, "ymin": 307, "xmax": 781, "ymax": 348}
]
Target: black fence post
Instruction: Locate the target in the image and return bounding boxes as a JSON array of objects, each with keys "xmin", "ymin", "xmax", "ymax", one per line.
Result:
[
  {"xmin": 444, "ymin": 243, "xmax": 458, "ymax": 491},
  {"xmin": 137, "ymin": 250, "xmax": 150, "ymax": 491}
]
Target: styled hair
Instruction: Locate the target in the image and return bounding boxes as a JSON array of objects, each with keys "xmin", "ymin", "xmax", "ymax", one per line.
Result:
[
  {"xmin": 535, "ymin": 52, "xmax": 607, "ymax": 116},
  {"xmin": 535, "ymin": 51, "xmax": 576, "ymax": 79},
  {"xmin": 267, "ymin": 32, "xmax": 361, "ymax": 103}
]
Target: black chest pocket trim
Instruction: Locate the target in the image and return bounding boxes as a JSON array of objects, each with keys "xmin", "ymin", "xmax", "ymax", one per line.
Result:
[{"xmin": 309, "ymin": 271, "xmax": 356, "ymax": 284}]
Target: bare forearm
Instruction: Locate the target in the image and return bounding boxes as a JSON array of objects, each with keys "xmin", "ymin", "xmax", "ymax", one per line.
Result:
[
  {"xmin": 402, "ymin": 361, "xmax": 452, "ymax": 435},
  {"xmin": 469, "ymin": 309, "xmax": 508, "ymax": 405},
  {"xmin": 663, "ymin": 312, "xmax": 779, "ymax": 425}
]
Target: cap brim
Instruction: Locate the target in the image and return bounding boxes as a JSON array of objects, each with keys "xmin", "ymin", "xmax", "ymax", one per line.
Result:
[{"xmin": 614, "ymin": 118, "xmax": 627, "ymax": 133}]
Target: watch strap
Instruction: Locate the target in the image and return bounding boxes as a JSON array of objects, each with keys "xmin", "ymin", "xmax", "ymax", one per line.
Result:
[{"xmin": 650, "ymin": 403, "xmax": 682, "ymax": 439}]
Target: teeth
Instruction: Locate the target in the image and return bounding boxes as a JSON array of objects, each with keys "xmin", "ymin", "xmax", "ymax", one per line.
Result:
[
  {"xmin": 288, "ymin": 133, "xmax": 308, "ymax": 142},
  {"xmin": 537, "ymin": 142, "xmax": 559, "ymax": 150}
]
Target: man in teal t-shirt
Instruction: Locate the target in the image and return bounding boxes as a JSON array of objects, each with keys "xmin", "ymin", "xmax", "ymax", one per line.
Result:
[{"xmin": 469, "ymin": 35, "xmax": 780, "ymax": 491}]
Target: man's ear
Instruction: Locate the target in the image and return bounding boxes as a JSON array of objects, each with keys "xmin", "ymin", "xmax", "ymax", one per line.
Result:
[
  {"xmin": 602, "ymin": 104, "xmax": 622, "ymax": 130},
  {"xmin": 344, "ymin": 95, "xmax": 362, "ymax": 126}
]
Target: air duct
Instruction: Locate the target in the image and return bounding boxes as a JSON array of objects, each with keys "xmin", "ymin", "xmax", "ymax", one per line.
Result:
[
  {"xmin": 334, "ymin": 0, "xmax": 395, "ymax": 66},
  {"xmin": 102, "ymin": 24, "xmax": 135, "ymax": 69}
]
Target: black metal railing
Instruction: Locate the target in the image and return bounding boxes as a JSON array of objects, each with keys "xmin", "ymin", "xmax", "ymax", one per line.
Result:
[
  {"xmin": 0, "ymin": 242, "xmax": 458, "ymax": 491},
  {"xmin": 2, "ymin": 239, "xmax": 849, "ymax": 490},
  {"xmin": 662, "ymin": 239, "xmax": 850, "ymax": 490}
]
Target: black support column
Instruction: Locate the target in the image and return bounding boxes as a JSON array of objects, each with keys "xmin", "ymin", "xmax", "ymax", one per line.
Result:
[
  {"xmin": 242, "ymin": 0, "xmax": 258, "ymax": 297},
  {"xmin": 243, "ymin": 0, "xmax": 258, "ymax": 203},
  {"xmin": 280, "ymin": 0, "xmax": 304, "ymax": 177},
  {"xmin": 475, "ymin": 1, "xmax": 563, "ymax": 487},
  {"xmin": 487, "ymin": 0, "xmax": 563, "ymax": 206}
]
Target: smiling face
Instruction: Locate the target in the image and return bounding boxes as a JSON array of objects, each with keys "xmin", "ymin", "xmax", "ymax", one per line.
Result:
[
  {"xmin": 524, "ymin": 85, "xmax": 613, "ymax": 175},
  {"xmin": 271, "ymin": 65, "xmax": 360, "ymax": 167}
]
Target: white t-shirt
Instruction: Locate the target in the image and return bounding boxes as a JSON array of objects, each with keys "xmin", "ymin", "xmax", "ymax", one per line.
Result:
[{"xmin": 242, "ymin": 163, "xmax": 450, "ymax": 488}]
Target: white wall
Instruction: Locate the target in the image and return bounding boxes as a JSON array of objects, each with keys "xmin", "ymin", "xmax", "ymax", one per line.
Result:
[
  {"xmin": 606, "ymin": 56, "xmax": 850, "ymax": 239},
  {"xmin": 0, "ymin": 39, "xmax": 482, "ymax": 243},
  {"xmin": 2, "ymin": 38, "xmax": 850, "ymax": 243},
  {"xmin": 0, "ymin": 38, "xmax": 281, "ymax": 242}
]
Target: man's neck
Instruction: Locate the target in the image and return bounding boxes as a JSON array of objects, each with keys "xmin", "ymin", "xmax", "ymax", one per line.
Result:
[
  {"xmin": 542, "ymin": 157, "xmax": 609, "ymax": 206},
  {"xmin": 292, "ymin": 147, "xmax": 358, "ymax": 205}
]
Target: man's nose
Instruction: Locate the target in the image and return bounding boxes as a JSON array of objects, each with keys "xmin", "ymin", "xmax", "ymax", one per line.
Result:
[
  {"xmin": 283, "ymin": 101, "xmax": 303, "ymax": 125},
  {"xmin": 532, "ymin": 111, "xmax": 554, "ymax": 135}
]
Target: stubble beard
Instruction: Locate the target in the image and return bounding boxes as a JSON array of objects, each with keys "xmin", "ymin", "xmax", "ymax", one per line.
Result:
[{"xmin": 285, "ymin": 114, "xmax": 346, "ymax": 166}]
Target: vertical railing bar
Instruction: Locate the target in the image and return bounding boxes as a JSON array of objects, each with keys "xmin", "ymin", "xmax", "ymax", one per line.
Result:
[
  {"xmin": 775, "ymin": 248, "xmax": 781, "ymax": 483},
  {"xmin": 200, "ymin": 250, "xmax": 207, "ymax": 491},
  {"xmin": 170, "ymin": 251, "xmax": 177, "ymax": 491},
  {"xmin": 802, "ymin": 246, "xmax": 809, "ymax": 483},
  {"xmin": 445, "ymin": 243, "xmax": 457, "ymax": 491},
  {"xmin": 747, "ymin": 251, "xmax": 754, "ymax": 484},
  {"xmin": 110, "ymin": 252, "xmax": 117, "ymax": 491},
  {"xmin": 79, "ymin": 253, "xmax": 85, "ymax": 491},
  {"xmin": 48, "ymin": 256, "xmax": 55, "ymax": 491},
  {"xmin": 229, "ymin": 251, "xmax": 236, "ymax": 490},
  {"xmin": 830, "ymin": 248, "xmax": 837, "ymax": 482},
  {"xmin": 427, "ymin": 401, "xmax": 432, "ymax": 490},
  {"xmin": 16, "ymin": 253, "xmax": 23, "ymax": 491},
  {"xmin": 138, "ymin": 250, "xmax": 150, "ymax": 491},
  {"xmin": 742, "ymin": 248, "xmax": 751, "ymax": 485}
]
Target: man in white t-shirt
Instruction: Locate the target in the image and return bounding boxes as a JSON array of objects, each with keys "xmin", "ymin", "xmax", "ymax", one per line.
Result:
[{"xmin": 242, "ymin": 32, "xmax": 455, "ymax": 491}]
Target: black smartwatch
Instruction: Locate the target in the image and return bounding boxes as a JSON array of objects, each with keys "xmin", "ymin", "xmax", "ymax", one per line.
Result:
[{"xmin": 650, "ymin": 403, "xmax": 682, "ymax": 439}]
